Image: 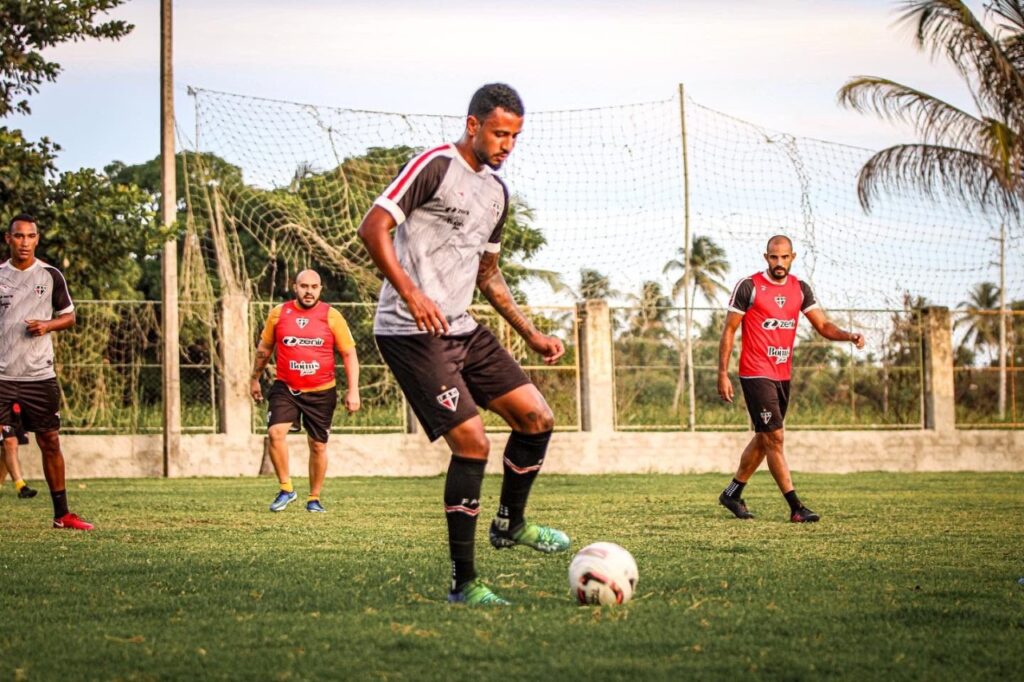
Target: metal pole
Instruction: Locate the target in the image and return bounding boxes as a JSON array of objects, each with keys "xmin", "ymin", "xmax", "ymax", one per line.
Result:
[
  {"xmin": 678, "ymin": 84, "xmax": 696, "ymax": 432},
  {"xmin": 161, "ymin": 0, "xmax": 181, "ymax": 475},
  {"xmin": 998, "ymin": 222, "xmax": 1007, "ymax": 420}
]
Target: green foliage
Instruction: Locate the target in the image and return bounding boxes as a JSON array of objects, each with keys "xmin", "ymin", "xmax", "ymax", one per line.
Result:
[
  {"xmin": 0, "ymin": 0, "xmax": 132, "ymax": 117},
  {"xmin": 0, "ymin": 474, "xmax": 1021, "ymax": 679},
  {"xmin": 0, "ymin": 126, "xmax": 56, "ymax": 210},
  {"xmin": 40, "ymin": 169, "xmax": 166, "ymax": 300}
]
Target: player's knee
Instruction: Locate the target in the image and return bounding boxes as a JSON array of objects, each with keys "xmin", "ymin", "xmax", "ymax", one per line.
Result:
[
  {"xmin": 519, "ymin": 404, "xmax": 554, "ymax": 434},
  {"xmin": 759, "ymin": 428, "xmax": 784, "ymax": 448}
]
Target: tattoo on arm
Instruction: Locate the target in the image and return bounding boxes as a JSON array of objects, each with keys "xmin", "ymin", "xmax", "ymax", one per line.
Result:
[
  {"xmin": 477, "ymin": 255, "xmax": 536, "ymax": 340},
  {"xmin": 251, "ymin": 346, "xmax": 272, "ymax": 380}
]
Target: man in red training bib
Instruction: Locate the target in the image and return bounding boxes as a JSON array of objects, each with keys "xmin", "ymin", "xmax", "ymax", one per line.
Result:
[
  {"xmin": 717, "ymin": 235, "xmax": 865, "ymax": 523},
  {"xmin": 251, "ymin": 270, "xmax": 361, "ymax": 513}
]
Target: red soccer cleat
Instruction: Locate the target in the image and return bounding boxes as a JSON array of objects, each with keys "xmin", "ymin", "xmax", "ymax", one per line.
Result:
[{"xmin": 53, "ymin": 513, "xmax": 95, "ymax": 531}]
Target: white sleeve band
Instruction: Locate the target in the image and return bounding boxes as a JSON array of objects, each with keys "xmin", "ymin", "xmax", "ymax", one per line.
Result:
[
  {"xmin": 373, "ymin": 197, "xmax": 406, "ymax": 226},
  {"xmin": 483, "ymin": 242, "xmax": 501, "ymax": 254}
]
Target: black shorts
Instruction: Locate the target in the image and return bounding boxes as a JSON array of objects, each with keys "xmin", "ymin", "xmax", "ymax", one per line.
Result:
[
  {"xmin": 740, "ymin": 378, "xmax": 790, "ymax": 433},
  {"xmin": 266, "ymin": 381, "xmax": 337, "ymax": 444},
  {"xmin": 376, "ymin": 325, "xmax": 532, "ymax": 442},
  {"xmin": 1, "ymin": 404, "xmax": 29, "ymax": 445},
  {"xmin": 0, "ymin": 378, "xmax": 61, "ymax": 434}
]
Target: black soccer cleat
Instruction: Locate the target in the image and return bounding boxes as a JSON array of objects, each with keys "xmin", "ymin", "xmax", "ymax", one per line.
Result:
[
  {"xmin": 17, "ymin": 485, "xmax": 38, "ymax": 499},
  {"xmin": 718, "ymin": 492, "xmax": 754, "ymax": 519},
  {"xmin": 790, "ymin": 506, "xmax": 820, "ymax": 523}
]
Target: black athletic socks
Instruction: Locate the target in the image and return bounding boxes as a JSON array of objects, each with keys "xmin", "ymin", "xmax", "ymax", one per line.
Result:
[
  {"xmin": 783, "ymin": 489, "xmax": 803, "ymax": 512},
  {"xmin": 444, "ymin": 455, "xmax": 486, "ymax": 592},
  {"xmin": 723, "ymin": 478, "xmax": 746, "ymax": 500},
  {"xmin": 51, "ymin": 489, "xmax": 69, "ymax": 518},
  {"xmin": 497, "ymin": 430, "xmax": 552, "ymax": 533}
]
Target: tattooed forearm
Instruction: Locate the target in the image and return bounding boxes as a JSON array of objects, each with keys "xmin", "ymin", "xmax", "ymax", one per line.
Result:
[
  {"xmin": 477, "ymin": 258, "xmax": 537, "ymax": 341},
  {"xmin": 251, "ymin": 346, "xmax": 272, "ymax": 380}
]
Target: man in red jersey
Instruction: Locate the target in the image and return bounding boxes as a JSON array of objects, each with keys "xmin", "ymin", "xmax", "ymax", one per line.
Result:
[
  {"xmin": 251, "ymin": 270, "xmax": 361, "ymax": 513},
  {"xmin": 717, "ymin": 235, "xmax": 865, "ymax": 522}
]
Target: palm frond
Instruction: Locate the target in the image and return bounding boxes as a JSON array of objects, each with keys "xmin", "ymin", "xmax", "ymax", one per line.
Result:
[
  {"xmin": 898, "ymin": 0, "xmax": 1024, "ymax": 126},
  {"xmin": 856, "ymin": 142, "xmax": 1022, "ymax": 214},
  {"xmin": 838, "ymin": 76, "xmax": 985, "ymax": 147}
]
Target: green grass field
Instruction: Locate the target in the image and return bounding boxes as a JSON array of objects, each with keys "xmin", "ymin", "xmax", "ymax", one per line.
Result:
[{"xmin": 2, "ymin": 473, "xmax": 1022, "ymax": 680}]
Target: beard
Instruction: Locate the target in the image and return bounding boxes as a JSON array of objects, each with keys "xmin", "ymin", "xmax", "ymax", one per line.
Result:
[
  {"xmin": 295, "ymin": 295, "xmax": 319, "ymax": 309},
  {"xmin": 768, "ymin": 265, "xmax": 789, "ymax": 281}
]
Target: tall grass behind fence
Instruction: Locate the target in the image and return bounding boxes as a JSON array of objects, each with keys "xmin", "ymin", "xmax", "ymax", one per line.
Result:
[
  {"xmin": 54, "ymin": 301, "xmax": 218, "ymax": 434},
  {"xmin": 612, "ymin": 306, "xmax": 924, "ymax": 430},
  {"xmin": 951, "ymin": 309, "xmax": 1024, "ymax": 428}
]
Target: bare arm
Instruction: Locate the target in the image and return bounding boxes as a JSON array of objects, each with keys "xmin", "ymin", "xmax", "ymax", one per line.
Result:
[
  {"xmin": 476, "ymin": 251, "xmax": 565, "ymax": 365},
  {"xmin": 340, "ymin": 347, "xmax": 361, "ymax": 413},
  {"xmin": 804, "ymin": 309, "xmax": 865, "ymax": 349},
  {"xmin": 357, "ymin": 205, "xmax": 449, "ymax": 335},
  {"xmin": 25, "ymin": 312, "xmax": 75, "ymax": 336},
  {"xmin": 717, "ymin": 311, "xmax": 744, "ymax": 403},
  {"xmin": 250, "ymin": 338, "xmax": 274, "ymax": 402}
]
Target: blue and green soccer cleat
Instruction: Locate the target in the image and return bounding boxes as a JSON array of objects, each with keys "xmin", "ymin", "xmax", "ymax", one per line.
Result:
[
  {"xmin": 489, "ymin": 519, "xmax": 570, "ymax": 553},
  {"xmin": 447, "ymin": 578, "xmax": 510, "ymax": 606},
  {"xmin": 306, "ymin": 499, "xmax": 327, "ymax": 513},
  {"xmin": 268, "ymin": 489, "xmax": 297, "ymax": 512}
]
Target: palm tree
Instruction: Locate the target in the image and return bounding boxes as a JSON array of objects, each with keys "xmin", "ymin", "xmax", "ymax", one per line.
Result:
[
  {"xmin": 662, "ymin": 235, "xmax": 731, "ymax": 413},
  {"xmin": 955, "ymin": 281, "xmax": 1001, "ymax": 358},
  {"xmin": 662, "ymin": 235, "xmax": 731, "ymax": 307},
  {"xmin": 837, "ymin": 1, "xmax": 1024, "ymax": 216}
]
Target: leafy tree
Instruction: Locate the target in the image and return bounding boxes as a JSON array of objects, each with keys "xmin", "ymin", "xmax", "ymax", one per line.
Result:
[
  {"xmin": 0, "ymin": 126, "xmax": 55, "ymax": 209},
  {"xmin": 838, "ymin": 1, "xmax": 1024, "ymax": 216},
  {"xmin": 0, "ymin": 0, "xmax": 133, "ymax": 117}
]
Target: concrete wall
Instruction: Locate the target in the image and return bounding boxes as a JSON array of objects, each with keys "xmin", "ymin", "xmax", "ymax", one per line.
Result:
[
  {"xmin": 12, "ymin": 427, "xmax": 1023, "ymax": 480},
  {"xmin": 15, "ymin": 301, "xmax": 1019, "ymax": 480}
]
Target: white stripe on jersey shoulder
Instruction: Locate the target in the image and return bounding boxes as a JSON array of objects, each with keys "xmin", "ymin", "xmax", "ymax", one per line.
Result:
[
  {"xmin": 376, "ymin": 143, "xmax": 457, "ymax": 223},
  {"xmin": 56, "ymin": 305, "xmax": 75, "ymax": 315},
  {"xmin": 803, "ymin": 302, "xmax": 820, "ymax": 313},
  {"xmin": 373, "ymin": 196, "xmax": 406, "ymax": 226}
]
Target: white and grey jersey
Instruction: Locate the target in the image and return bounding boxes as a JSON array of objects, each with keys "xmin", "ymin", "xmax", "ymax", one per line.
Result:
[
  {"xmin": 372, "ymin": 143, "xmax": 509, "ymax": 336},
  {"xmin": 0, "ymin": 260, "xmax": 75, "ymax": 381}
]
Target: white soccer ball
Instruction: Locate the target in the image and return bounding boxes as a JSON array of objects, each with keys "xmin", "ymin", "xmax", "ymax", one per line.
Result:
[{"xmin": 568, "ymin": 542, "xmax": 638, "ymax": 605}]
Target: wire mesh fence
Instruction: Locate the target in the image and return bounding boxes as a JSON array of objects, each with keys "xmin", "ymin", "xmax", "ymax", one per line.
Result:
[
  {"xmin": 951, "ymin": 309, "xmax": 1024, "ymax": 428},
  {"xmin": 55, "ymin": 301, "xmax": 217, "ymax": 434},
  {"xmin": 611, "ymin": 306, "xmax": 924, "ymax": 431}
]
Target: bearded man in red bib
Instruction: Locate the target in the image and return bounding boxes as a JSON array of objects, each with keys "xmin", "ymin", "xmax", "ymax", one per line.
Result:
[
  {"xmin": 251, "ymin": 270, "xmax": 361, "ymax": 513},
  {"xmin": 717, "ymin": 235, "xmax": 865, "ymax": 523}
]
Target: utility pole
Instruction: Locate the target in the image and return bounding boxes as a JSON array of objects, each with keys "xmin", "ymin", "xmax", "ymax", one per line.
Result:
[
  {"xmin": 998, "ymin": 223, "xmax": 1007, "ymax": 420},
  {"xmin": 161, "ymin": 0, "xmax": 181, "ymax": 475}
]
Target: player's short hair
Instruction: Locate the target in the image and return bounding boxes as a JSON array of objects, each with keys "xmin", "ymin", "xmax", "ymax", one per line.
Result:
[
  {"xmin": 7, "ymin": 213, "xmax": 37, "ymax": 233},
  {"xmin": 468, "ymin": 83, "xmax": 524, "ymax": 120},
  {"xmin": 766, "ymin": 234, "xmax": 793, "ymax": 252}
]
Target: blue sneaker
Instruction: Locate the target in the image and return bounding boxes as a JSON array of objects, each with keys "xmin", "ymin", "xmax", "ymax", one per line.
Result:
[
  {"xmin": 306, "ymin": 499, "xmax": 326, "ymax": 513},
  {"xmin": 269, "ymin": 489, "xmax": 297, "ymax": 512}
]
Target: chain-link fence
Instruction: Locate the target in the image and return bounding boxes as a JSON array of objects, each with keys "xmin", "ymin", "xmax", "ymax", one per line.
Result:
[
  {"xmin": 55, "ymin": 301, "xmax": 218, "ymax": 433},
  {"xmin": 951, "ymin": 309, "xmax": 1024, "ymax": 428},
  {"xmin": 612, "ymin": 306, "xmax": 924, "ymax": 431},
  {"xmin": 247, "ymin": 302, "xmax": 579, "ymax": 434}
]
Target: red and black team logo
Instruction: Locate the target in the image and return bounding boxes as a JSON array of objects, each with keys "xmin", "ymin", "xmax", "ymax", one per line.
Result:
[
  {"xmin": 296, "ymin": 318, "xmax": 309, "ymax": 329},
  {"xmin": 436, "ymin": 387, "xmax": 460, "ymax": 412},
  {"xmin": 760, "ymin": 408, "xmax": 772, "ymax": 424},
  {"xmin": 774, "ymin": 295, "xmax": 786, "ymax": 308},
  {"xmin": 34, "ymin": 284, "xmax": 47, "ymax": 298}
]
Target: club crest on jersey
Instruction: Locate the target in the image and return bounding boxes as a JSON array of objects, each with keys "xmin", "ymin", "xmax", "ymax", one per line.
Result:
[
  {"xmin": 296, "ymin": 318, "xmax": 309, "ymax": 329},
  {"xmin": 436, "ymin": 387, "xmax": 460, "ymax": 412},
  {"xmin": 760, "ymin": 409, "xmax": 772, "ymax": 424},
  {"xmin": 774, "ymin": 296, "xmax": 786, "ymax": 308},
  {"xmin": 34, "ymin": 284, "xmax": 47, "ymax": 297},
  {"xmin": 767, "ymin": 346, "xmax": 791, "ymax": 364}
]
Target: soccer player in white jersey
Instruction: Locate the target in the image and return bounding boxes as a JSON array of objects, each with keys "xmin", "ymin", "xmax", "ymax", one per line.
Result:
[
  {"xmin": 717, "ymin": 235, "xmax": 865, "ymax": 522},
  {"xmin": 358, "ymin": 84, "xmax": 569, "ymax": 605},
  {"xmin": 0, "ymin": 214, "xmax": 92, "ymax": 529}
]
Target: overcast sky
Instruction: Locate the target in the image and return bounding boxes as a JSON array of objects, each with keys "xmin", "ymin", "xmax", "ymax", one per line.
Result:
[{"xmin": 6, "ymin": 0, "xmax": 980, "ymax": 173}]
